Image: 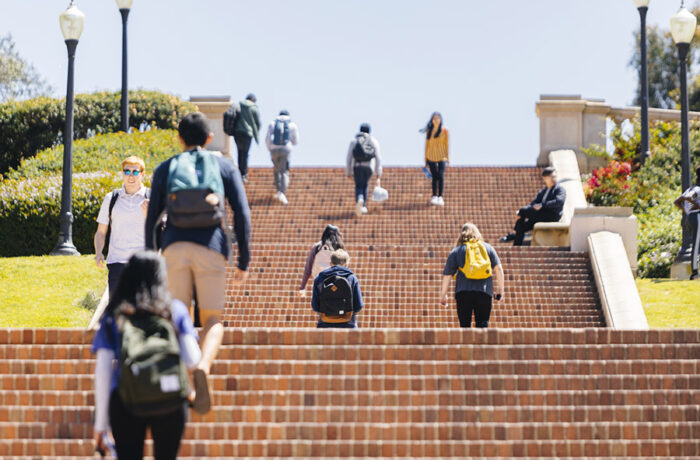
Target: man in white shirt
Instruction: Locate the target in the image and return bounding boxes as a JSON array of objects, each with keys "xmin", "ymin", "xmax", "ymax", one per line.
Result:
[
  {"xmin": 265, "ymin": 110, "xmax": 299, "ymax": 205},
  {"xmin": 674, "ymin": 165, "xmax": 700, "ymax": 280},
  {"xmin": 94, "ymin": 156, "xmax": 150, "ymax": 295}
]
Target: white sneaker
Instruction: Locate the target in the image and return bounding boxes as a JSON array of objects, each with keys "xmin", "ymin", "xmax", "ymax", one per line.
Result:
[
  {"xmin": 356, "ymin": 197, "xmax": 364, "ymax": 217},
  {"xmin": 437, "ymin": 197, "xmax": 444, "ymax": 206},
  {"xmin": 361, "ymin": 206, "xmax": 368, "ymax": 214},
  {"xmin": 277, "ymin": 192, "xmax": 288, "ymax": 205},
  {"xmin": 430, "ymin": 196, "xmax": 439, "ymax": 205}
]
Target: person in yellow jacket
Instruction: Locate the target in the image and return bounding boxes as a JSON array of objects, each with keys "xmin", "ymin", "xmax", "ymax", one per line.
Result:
[{"xmin": 421, "ymin": 112, "xmax": 449, "ymax": 206}]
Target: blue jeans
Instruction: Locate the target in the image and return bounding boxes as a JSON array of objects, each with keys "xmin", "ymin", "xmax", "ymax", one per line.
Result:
[
  {"xmin": 427, "ymin": 161, "xmax": 446, "ymax": 197},
  {"xmin": 690, "ymin": 210, "xmax": 699, "ymax": 273},
  {"xmin": 107, "ymin": 263, "xmax": 126, "ymax": 298},
  {"xmin": 353, "ymin": 165, "xmax": 372, "ymax": 203}
]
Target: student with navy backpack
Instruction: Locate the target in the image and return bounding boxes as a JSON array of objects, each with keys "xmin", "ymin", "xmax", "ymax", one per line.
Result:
[
  {"xmin": 265, "ymin": 110, "xmax": 299, "ymax": 205},
  {"xmin": 311, "ymin": 249, "xmax": 363, "ymax": 328},
  {"xmin": 145, "ymin": 112, "xmax": 251, "ymax": 415},
  {"xmin": 94, "ymin": 155, "xmax": 150, "ymax": 296}
]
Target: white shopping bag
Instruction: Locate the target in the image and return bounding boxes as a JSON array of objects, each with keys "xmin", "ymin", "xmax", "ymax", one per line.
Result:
[{"xmin": 371, "ymin": 179, "xmax": 388, "ymax": 202}]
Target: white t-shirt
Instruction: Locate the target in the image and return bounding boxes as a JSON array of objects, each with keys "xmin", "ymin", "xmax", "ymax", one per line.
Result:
[
  {"xmin": 681, "ymin": 185, "xmax": 700, "ymax": 214},
  {"xmin": 96, "ymin": 186, "xmax": 148, "ymax": 264}
]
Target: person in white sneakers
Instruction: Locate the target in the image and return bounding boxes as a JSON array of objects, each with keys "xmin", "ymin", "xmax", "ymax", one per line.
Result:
[
  {"xmin": 420, "ymin": 112, "xmax": 449, "ymax": 206},
  {"xmin": 346, "ymin": 123, "xmax": 382, "ymax": 216},
  {"xmin": 265, "ymin": 110, "xmax": 299, "ymax": 205}
]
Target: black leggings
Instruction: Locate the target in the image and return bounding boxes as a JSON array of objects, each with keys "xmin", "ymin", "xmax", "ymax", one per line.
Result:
[
  {"xmin": 109, "ymin": 391, "xmax": 187, "ymax": 460},
  {"xmin": 427, "ymin": 161, "xmax": 446, "ymax": 197},
  {"xmin": 455, "ymin": 290, "xmax": 492, "ymax": 328}
]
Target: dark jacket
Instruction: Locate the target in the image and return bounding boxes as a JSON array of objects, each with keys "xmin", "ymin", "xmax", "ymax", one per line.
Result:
[
  {"xmin": 311, "ymin": 265, "xmax": 363, "ymax": 328},
  {"xmin": 144, "ymin": 149, "xmax": 251, "ymax": 271},
  {"xmin": 233, "ymin": 99, "xmax": 261, "ymax": 143},
  {"xmin": 529, "ymin": 183, "xmax": 566, "ymax": 221}
]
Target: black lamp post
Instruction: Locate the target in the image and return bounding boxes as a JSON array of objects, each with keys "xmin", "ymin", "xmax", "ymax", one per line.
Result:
[
  {"xmin": 634, "ymin": 0, "xmax": 651, "ymax": 164},
  {"xmin": 116, "ymin": 0, "xmax": 134, "ymax": 132},
  {"xmin": 671, "ymin": 4, "xmax": 698, "ymax": 265},
  {"xmin": 51, "ymin": 1, "xmax": 85, "ymax": 256}
]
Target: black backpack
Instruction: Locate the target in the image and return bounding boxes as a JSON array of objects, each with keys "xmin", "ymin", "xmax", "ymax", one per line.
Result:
[
  {"xmin": 352, "ymin": 133, "xmax": 376, "ymax": 162},
  {"xmin": 319, "ymin": 274, "xmax": 354, "ymax": 323},
  {"xmin": 223, "ymin": 102, "xmax": 240, "ymax": 136}
]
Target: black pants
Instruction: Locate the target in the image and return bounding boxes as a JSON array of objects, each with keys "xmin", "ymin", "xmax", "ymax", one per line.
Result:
[
  {"xmin": 455, "ymin": 290, "xmax": 492, "ymax": 328},
  {"xmin": 233, "ymin": 132, "xmax": 253, "ymax": 178},
  {"xmin": 353, "ymin": 165, "xmax": 372, "ymax": 203},
  {"xmin": 690, "ymin": 210, "xmax": 700, "ymax": 273},
  {"xmin": 427, "ymin": 161, "xmax": 446, "ymax": 197},
  {"xmin": 513, "ymin": 206, "xmax": 559, "ymax": 246},
  {"xmin": 107, "ymin": 263, "xmax": 126, "ymax": 297},
  {"xmin": 109, "ymin": 391, "xmax": 187, "ymax": 460}
]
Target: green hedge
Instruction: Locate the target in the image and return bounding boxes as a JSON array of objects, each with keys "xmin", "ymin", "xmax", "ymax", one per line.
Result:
[
  {"xmin": 0, "ymin": 90, "xmax": 196, "ymax": 174},
  {"xmin": 0, "ymin": 129, "xmax": 179, "ymax": 256},
  {"xmin": 7, "ymin": 129, "xmax": 180, "ymax": 179}
]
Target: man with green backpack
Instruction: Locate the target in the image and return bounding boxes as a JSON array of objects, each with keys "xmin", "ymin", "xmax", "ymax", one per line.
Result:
[{"xmin": 145, "ymin": 112, "xmax": 251, "ymax": 413}]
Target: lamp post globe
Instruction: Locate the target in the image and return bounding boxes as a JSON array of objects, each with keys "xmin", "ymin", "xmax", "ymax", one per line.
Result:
[
  {"xmin": 51, "ymin": 1, "xmax": 84, "ymax": 256},
  {"xmin": 670, "ymin": 5, "xmax": 698, "ymax": 267},
  {"xmin": 116, "ymin": 0, "xmax": 134, "ymax": 132},
  {"xmin": 633, "ymin": 0, "xmax": 651, "ymax": 165}
]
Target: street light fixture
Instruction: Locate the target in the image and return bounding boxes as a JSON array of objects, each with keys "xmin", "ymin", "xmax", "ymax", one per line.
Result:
[
  {"xmin": 633, "ymin": 0, "xmax": 651, "ymax": 164},
  {"xmin": 670, "ymin": 4, "xmax": 697, "ymax": 268},
  {"xmin": 116, "ymin": 0, "xmax": 134, "ymax": 132},
  {"xmin": 52, "ymin": 1, "xmax": 84, "ymax": 256}
]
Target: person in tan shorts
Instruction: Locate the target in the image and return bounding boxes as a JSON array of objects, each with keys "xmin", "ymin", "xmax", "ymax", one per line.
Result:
[{"xmin": 145, "ymin": 113, "xmax": 251, "ymax": 414}]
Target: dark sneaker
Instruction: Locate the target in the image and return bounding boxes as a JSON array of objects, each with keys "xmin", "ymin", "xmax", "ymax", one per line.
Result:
[
  {"xmin": 192, "ymin": 368, "xmax": 211, "ymax": 415},
  {"xmin": 241, "ymin": 175, "xmax": 248, "ymax": 184},
  {"xmin": 691, "ymin": 272, "xmax": 699, "ymax": 281},
  {"xmin": 500, "ymin": 233, "xmax": 515, "ymax": 243}
]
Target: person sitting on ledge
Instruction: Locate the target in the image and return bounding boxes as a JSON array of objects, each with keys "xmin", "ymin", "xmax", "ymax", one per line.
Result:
[
  {"xmin": 674, "ymin": 164, "xmax": 700, "ymax": 280},
  {"xmin": 500, "ymin": 166, "xmax": 566, "ymax": 246}
]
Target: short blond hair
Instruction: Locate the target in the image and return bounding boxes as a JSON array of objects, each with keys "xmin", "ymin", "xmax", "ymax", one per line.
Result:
[
  {"xmin": 121, "ymin": 156, "xmax": 145, "ymax": 172},
  {"xmin": 456, "ymin": 222, "xmax": 483, "ymax": 245},
  {"xmin": 330, "ymin": 249, "xmax": 349, "ymax": 266}
]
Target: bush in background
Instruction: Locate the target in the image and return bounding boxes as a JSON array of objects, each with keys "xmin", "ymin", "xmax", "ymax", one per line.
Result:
[{"xmin": 0, "ymin": 90, "xmax": 195, "ymax": 174}]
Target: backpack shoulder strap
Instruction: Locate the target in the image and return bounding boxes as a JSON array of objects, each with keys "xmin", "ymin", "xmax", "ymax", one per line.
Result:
[{"xmin": 108, "ymin": 189, "xmax": 121, "ymax": 226}]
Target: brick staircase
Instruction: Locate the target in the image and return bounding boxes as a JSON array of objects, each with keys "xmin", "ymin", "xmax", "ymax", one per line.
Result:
[{"xmin": 1, "ymin": 166, "xmax": 698, "ymax": 459}]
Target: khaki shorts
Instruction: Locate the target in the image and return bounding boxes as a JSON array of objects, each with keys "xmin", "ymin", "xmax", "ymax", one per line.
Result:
[{"xmin": 163, "ymin": 241, "xmax": 227, "ymax": 311}]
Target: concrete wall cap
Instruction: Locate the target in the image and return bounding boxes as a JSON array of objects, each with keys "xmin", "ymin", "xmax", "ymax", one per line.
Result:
[
  {"xmin": 573, "ymin": 207, "xmax": 634, "ymax": 217},
  {"xmin": 190, "ymin": 96, "xmax": 232, "ymax": 102}
]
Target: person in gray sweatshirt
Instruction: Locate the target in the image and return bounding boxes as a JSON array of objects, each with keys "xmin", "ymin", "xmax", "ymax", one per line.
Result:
[
  {"xmin": 346, "ymin": 123, "xmax": 382, "ymax": 217},
  {"xmin": 265, "ymin": 110, "xmax": 299, "ymax": 205}
]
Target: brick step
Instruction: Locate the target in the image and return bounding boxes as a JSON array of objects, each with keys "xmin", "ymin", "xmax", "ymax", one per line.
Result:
[
  {"xmin": 3, "ymin": 421, "xmax": 698, "ymax": 442},
  {"xmin": 1, "ymin": 437, "xmax": 697, "ymax": 457},
  {"xmin": 2, "ymin": 389, "xmax": 696, "ymax": 408},
  {"xmin": 4, "ymin": 328, "xmax": 696, "ymax": 346},
  {"xmin": 9, "ymin": 343, "xmax": 694, "ymax": 361},
  {"xmin": 8, "ymin": 457, "xmax": 694, "ymax": 460},
  {"xmin": 224, "ymin": 321, "xmax": 608, "ymax": 328},
  {"xmin": 2, "ymin": 359, "xmax": 696, "ymax": 377}
]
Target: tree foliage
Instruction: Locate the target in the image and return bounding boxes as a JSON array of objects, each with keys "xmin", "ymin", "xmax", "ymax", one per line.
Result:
[{"xmin": 0, "ymin": 34, "xmax": 52, "ymax": 102}]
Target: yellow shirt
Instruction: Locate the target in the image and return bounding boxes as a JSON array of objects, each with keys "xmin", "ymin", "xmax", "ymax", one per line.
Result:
[{"xmin": 425, "ymin": 128, "xmax": 449, "ymax": 162}]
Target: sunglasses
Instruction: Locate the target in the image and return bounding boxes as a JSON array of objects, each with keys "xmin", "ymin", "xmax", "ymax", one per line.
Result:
[{"xmin": 123, "ymin": 169, "xmax": 142, "ymax": 176}]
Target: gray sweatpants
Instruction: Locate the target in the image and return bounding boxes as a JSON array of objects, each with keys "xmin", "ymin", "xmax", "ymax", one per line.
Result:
[{"xmin": 270, "ymin": 150, "xmax": 290, "ymax": 194}]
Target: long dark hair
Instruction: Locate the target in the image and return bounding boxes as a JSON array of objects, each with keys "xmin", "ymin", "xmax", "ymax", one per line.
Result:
[
  {"xmin": 420, "ymin": 112, "xmax": 443, "ymax": 140},
  {"xmin": 320, "ymin": 224, "xmax": 345, "ymax": 250},
  {"xmin": 104, "ymin": 251, "xmax": 172, "ymax": 319}
]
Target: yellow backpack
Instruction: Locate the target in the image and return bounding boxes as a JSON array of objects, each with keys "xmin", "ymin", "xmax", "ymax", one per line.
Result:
[{"xmin": 457, "ymin": 240, "xmax": 492, "ymax": 280}]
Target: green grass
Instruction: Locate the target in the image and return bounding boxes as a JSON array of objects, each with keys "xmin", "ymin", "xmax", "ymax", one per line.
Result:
[
  {"xmin": 0, "ymin": 255, "xmax": 106, "ymax": 327},
  {"xmin": 636, "ymin": 279, "xmax": 700, "ymax": 328}
]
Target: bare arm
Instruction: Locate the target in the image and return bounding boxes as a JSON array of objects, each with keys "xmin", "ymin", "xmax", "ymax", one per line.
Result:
[
  {"xmin": 493, "ymin": 264, "xmax": 504, "ymax": 301},
  {"xmin": 94, "ymin": 223, "xmax": 108, "ymax": 267},
  {"xmin": 439, "ymin": 275, "xmax": 451, "ymax": 305}
]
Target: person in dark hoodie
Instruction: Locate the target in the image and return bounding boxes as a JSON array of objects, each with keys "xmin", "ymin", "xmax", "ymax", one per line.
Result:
[
  {"xmin": 232, "ymin": 93, "xmax": 261, "ymax": 183},
  {"xmin": 311, "ymin": 249, "xmax": 363, "ymax": 328}
]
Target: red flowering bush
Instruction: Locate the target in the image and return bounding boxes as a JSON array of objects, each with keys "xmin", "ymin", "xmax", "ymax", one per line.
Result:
[{"xmin": 584, "ymin": 160, "xmax": 632, "ymax": 206}]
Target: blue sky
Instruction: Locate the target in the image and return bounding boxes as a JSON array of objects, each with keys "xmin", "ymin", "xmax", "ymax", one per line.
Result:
[{"xmin": 0, "ymin": 0, "xmax": 688, "ymax": 167}]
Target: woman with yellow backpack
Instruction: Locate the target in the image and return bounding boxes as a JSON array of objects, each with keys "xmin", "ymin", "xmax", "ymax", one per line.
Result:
[{"xmin": 440, "ymin": 223, "xmax": 504, "ymax": 327}]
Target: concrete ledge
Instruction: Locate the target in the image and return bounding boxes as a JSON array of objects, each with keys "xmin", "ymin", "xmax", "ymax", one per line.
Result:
[
  {"xmin": 190, "ymin": 96, "xmax": 233, "ymax": 157},
  {"xmin": 571, "ymin": 207, "xmax": 637, "ymax": 273},
  {"xmin": 588, "ymin": 231, "xmax": 648, "ymax": 330},
  {"xmin": 532, "ymin": 222, "xmax": 570, "ymax": 247}
]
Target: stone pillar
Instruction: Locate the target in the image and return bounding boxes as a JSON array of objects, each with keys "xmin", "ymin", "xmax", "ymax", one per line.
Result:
[
  {"xmin": 536, "ymin": 95, "xmax": 611, "ymax": 173},
  {"xmin": 190, "ymin": 96, "xmax": 232, "ymax": 157}
]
